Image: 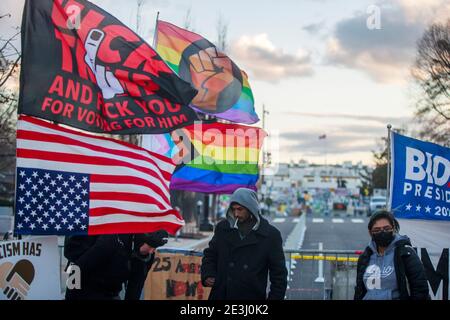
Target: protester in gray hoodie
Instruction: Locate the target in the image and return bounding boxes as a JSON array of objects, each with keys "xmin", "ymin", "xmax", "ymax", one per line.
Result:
[
  {"xmin": 201, "ymin": 188, "xmax": 287, "ymax": 300},
  {"xmin": 226, "ymin": 187, "xmax": 261, "ymax": 239},
  {"xmin": 354, "ymin": 211, "xmax": 430, "ymax": 300}
]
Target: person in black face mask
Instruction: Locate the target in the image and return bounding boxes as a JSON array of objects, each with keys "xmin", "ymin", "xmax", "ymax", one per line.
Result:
[{"xmin": 354, "ymin": 211, "xmax": 429, "ymax": 300}]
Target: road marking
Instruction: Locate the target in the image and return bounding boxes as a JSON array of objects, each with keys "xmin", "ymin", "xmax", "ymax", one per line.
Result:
[
  {"xmin": 351, "ymin": 219, "xmax": 364, "ymax": 223},
  {"xmin": 312, "ymin": 218, "xmax": 324, "ymax": 223},
  {"xmin": 293, "ymin": 218, "xmax": 300, "ymax": 223},
  {"xmin": 332, "ymin": 218, "xmax": 344, "ymax": 223},
  {"xmin": 273, "ymin": 218, "xmax": 286, "ymax": 223}
]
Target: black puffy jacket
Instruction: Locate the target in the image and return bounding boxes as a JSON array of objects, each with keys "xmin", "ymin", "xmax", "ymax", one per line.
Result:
[{"xmin": 354, "ymin": 238, "xmax": 430, "ymax": 300}]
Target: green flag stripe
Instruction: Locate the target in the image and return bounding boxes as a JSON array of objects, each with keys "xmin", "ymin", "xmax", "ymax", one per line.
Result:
[{"xmin": 186, "ymin": 156, "xmax": 259, "ymax": 175}]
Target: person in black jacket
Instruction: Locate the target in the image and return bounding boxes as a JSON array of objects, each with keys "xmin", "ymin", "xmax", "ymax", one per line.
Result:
[
  {"xmin": 201, "ymin": 188, "xmax": 287, "ymax": 300},
  {"xmin": 64, "ymin": 230, "xmax": 168, "ymax": 300},
  {"xmin": 354, "ymin": 211, "xmax": 429, "ymax": 300}
]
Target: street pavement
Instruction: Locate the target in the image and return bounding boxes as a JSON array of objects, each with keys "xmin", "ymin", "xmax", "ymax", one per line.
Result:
[
  {"xmin": 286, "ymin": 213, "xmax": 369, "ymax": 300},
  {"xmin": 269, "ymin": 216, "xmax": 300, "ymax": 245},
  {"xmin": 302, "ymin": 215, "xmax": 370, "ymax": 251}
]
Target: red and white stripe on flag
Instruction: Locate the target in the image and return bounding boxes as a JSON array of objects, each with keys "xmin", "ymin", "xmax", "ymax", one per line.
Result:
[{"xmin": 16, "ymin": 115, "xmax": 184, "ymax": 235}]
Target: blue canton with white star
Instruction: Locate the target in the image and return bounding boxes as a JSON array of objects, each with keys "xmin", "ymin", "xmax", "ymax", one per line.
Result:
[{"xmin": 15, "ymin": 168, "xmax": 89, "ymax": 235}]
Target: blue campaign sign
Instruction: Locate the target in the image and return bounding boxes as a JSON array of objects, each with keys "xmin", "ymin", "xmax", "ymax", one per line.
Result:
[{"xmin": 389, "ymin": 132, "xmax": 450, "ymax": 221}]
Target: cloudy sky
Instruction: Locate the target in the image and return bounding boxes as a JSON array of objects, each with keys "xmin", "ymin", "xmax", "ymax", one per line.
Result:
[{"xmin": 1, "ymin": 0, "xmax": 448, "ymax": 165}]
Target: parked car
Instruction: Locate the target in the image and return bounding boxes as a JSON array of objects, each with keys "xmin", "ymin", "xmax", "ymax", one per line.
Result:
[
  {"xmin": 332, "ymin": 202, "xmax": 347, "ymax": 211},
  {"xmin": 368, "ymin": 196, "xmax": 387, "ymax": 216}
]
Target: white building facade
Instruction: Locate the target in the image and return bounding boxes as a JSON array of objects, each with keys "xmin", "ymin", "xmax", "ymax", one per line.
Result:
[{"xmin": 263, "ymin": 161, "xmax": 371, "ymax": 201}]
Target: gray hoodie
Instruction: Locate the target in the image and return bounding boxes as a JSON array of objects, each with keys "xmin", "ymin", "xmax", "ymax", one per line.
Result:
[
  {"xmin": 226, "ymin": 188, "xmax": 261, "ymax": 238},
  {"xmin": 362, "ymin": 234, "xmax": 410, "ymax": 300}
]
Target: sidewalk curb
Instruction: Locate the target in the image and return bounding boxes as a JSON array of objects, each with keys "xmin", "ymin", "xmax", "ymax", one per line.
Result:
[{"xmin": 190, "ymin": 236, "xmax": 213, "ymax": 251}]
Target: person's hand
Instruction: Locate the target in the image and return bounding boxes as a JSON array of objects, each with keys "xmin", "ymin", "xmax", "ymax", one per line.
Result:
[
  {"xmin": 204, "ymin": 277, "xmax": 215, "ymax": 287},
  {"xmin": 0, "ymin": 262, "xmax": 13, "ymax": 289},
  {"xmin": 139, "ymin": 243, "xmax": 156, "ymax": 256},
  {"xmin": 188, "ymin": 47, "xmax": 236, "ymax": 111},
  {"xmin": 84, "ymin": 29, "xmax": 124, "ymax": 99},
  {"xmin": 142, "ymin": 230, "xmax": 169, "ymax": 248},
  {"xmin": 4, "ymin": 271, "xmax": 30, "ymax": 300},
  {"xmin": 0, "ymin": 260, "xmax": 34, "ymax": 300}
]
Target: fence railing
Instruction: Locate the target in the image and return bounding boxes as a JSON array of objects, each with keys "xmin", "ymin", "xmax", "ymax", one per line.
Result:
[
  {"xmin": 57, "ymin": 245, "xmax": 449, "ymax": 300},
  {"xmin": 283, "ymin": 249, "xmax": 362, "ymax": 300}
]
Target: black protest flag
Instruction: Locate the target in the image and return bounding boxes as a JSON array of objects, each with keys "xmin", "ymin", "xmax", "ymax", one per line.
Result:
[{"xmin": 19, "ymin": 0, "xmax": 198, "ymax": 134}]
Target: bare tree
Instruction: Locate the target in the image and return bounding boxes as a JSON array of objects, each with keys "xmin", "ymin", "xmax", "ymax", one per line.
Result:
[
  {"xmin": 0, "ymin": 29, "xmax": 20, "ymax": 98},
  {"xmin": 135, "ymin": 0, "xmax": 147, "ymax": 37},
  {"xmin": 183, "ymin": 7, "xmax": 194, "ymax": 32},
  {"xmin": 371, "ymin": 127, "xmax": 407, "ymax": 190},
  {"xmin": 0, "ymin": 15, "xmax": 20, "ymax": 204},
  {"xmin": 115, "ymin": 0, "xmax": 148, "ymax": 146},
  {"xmin": 0, "ymin": 14, "xmax": 21, "ymax": 109},
  {"xmin": 216, "ymin": 13, "xmax": 228, "ymax": 52},
  {"xmin": 412, "ymin": 19, "xmax": 450, "ymax": 146},
  {"xmin": 371, "ymin": 137, "xmax": 388, "ymax": 189}
]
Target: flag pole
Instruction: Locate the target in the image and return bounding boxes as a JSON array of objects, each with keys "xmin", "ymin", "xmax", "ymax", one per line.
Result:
[
  {"xmin": 136, "ymin": 11, "xmax": 159, "ymax": 149},
  {"xmin": 261, "ymin": 104, "xmax": 266, "ymax": 191},
  {"xmin": 386, "ymin": 124, "xmax": 392, "ymax": 208},
  {"xmin": 260, "ymin": 104, "xmax": 269, "ymax": 204},
  {"xmin": 153, "ymin": 11, "xmax": 160, "ymax": 49},
  {"xmin": 12, "ymin": 153, "xmax": 18, "ymax": 239}
]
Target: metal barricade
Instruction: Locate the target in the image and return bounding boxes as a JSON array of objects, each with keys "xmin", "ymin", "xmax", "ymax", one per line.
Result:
[{"xmin": 284, "ymin": 249, "xmax": 362, "ymax": 300}]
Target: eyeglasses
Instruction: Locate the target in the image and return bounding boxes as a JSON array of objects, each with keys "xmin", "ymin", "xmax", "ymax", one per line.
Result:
[{"xmin": 371, "ymin": 226, "xmax": 394, "ymax": 234}]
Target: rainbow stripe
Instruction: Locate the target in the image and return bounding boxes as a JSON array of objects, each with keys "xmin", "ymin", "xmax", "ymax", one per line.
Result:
[
  {"xmin": 141, "ymin": 133, "xmax": 179, "ymax": 159},
  {"xmin": 155, "ymin": 20, "xmax": 259, "ymax": 124},
  {"xmin": 170, "ymin": 122, "xmax": 266, "ymax": 194}
]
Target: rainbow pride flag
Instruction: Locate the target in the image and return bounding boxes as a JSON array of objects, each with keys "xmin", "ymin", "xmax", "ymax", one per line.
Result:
[
  {"xmin": 141, "ymin": 133, "xmax": 179, "ymax": 159},
  {"xmin": 155, "ymin": 20, "xmax": 259, "ymax": 125},
  {"xmin": 168, "ymin": 122, "xmax": 266, "ymax": 194}
]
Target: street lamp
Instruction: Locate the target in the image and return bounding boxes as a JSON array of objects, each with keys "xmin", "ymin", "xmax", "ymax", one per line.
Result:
[
  {"xmin": 261, "ymin": 105, "xmax": 269, "ymax": 199},
  {"xmin": 196, "ymin": 200, "xmax": 203, "ymax": 230}
]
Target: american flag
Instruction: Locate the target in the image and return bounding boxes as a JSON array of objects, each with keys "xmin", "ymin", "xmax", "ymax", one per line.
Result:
[{"xmin": 15, "ymin": 115, "xmax": 184, "ymax": 236}]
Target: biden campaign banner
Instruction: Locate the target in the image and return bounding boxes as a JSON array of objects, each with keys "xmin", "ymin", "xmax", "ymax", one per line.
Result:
[{"xmin": 389, "ymin": 132, "xmax": 450, "ymax": 221}]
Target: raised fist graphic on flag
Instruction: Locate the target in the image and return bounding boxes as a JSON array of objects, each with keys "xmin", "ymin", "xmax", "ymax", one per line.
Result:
[
  {"xmin": 180, "ymin": 41, "xmax": 243, "ymax": 113},
  {"xmin": 84, "ymin": 29, "xmax": 125, "ymax": 99}
]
